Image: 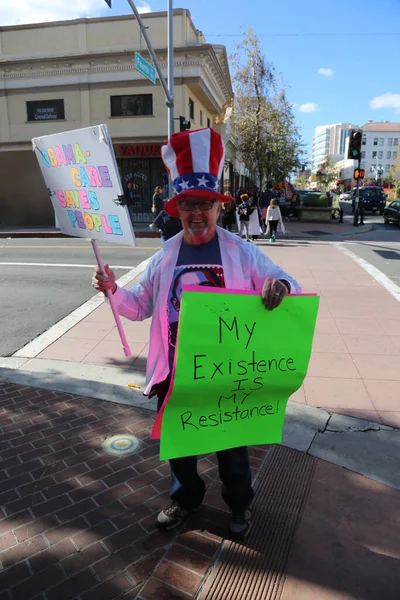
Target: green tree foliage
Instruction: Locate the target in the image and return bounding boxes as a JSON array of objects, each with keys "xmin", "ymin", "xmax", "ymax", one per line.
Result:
[{"xmin": 230, "ymin": 30, "xmax": 304, "ymax": 189}]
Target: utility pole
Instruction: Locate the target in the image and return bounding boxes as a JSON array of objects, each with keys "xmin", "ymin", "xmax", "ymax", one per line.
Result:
[
  {"xmin": 167, "ymin": 0, "xmax": 174, "ymax": 197},
  {"xmin": 347, "ymin": 130, "xmax": 362, "ymax": 227},
  {"xmin": 124, "ymin": 0, "xmax": 175, "ymax": 195}
]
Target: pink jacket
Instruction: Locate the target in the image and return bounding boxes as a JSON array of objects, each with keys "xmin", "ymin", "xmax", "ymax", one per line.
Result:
[{"xmin": 111, "ymin": 227, "xmax": 301, "ymax": 395}]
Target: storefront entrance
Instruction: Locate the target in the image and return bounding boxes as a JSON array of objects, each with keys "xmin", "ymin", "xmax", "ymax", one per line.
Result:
[{"xmin": 115, "ymin": 143, "xmax": 168, "ymax": 223}]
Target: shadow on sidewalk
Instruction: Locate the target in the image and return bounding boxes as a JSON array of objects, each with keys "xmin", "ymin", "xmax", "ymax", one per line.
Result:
[
  {"xmin": 1, "ymin": 378, "xmax": 399, "ymax": 600},
  {"xmin": 197, "ymin": 446, "xmax": 400, "ymax": 600}
]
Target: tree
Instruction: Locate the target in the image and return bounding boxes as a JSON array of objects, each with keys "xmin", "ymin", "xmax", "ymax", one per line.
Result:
[
  {"xmin": 386, "ymin": 160, "xmax": 400, "ymax": 197},
  {"xmin": 315, "ymin": 155, "xmax": 337, "ymax": 191},
  {"xmin": 295, "ymin": 174, "xmax": 309, "ymax": 189},
  {"xmin": 229, "ymin": 30, "xmax": 304, "ymax": 190}
]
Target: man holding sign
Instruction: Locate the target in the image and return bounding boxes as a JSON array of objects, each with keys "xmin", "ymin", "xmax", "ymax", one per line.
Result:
[{"xmin": 92, "ymin": 128, "xmax": 301, "ymax": 539}]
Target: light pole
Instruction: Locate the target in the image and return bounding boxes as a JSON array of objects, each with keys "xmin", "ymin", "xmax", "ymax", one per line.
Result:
[
  {"xmin": 167, "ymin": 0, "xmax": 174, "ymax": 198},
  {"xmin": 123, "ymin": 0, "xmax": 175, "ymax": 197}
]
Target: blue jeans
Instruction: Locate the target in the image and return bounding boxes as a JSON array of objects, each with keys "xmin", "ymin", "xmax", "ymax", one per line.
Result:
[{"xmin": 157, "ymin": 394, "xmax": 254, "ymax": 512}]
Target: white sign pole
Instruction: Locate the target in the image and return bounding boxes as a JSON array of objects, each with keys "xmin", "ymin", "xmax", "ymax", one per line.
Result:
[
  {"xmin": 32, "ymin": 125, "xmax": 136, "ymax": 357},
  {"xmin": 91, "ymin": 239, "xmax": 131, "ymax": 357}
]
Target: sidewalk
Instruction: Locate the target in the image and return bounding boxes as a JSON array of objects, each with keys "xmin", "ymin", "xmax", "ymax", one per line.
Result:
[
  {"xmin": 6, "ymin": 240, "xmax": 400, "ymax": 429},
  {"xmin": 0, "ymin": 383, "xmax": 399, "ymax": 599}
]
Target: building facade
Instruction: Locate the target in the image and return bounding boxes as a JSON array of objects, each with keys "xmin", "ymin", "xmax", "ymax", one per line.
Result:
[
  {"xmin": 338, "ymin": 121, "xmax": 400, "ymax": 187},
  {"xmin": 0, "ymin": 10, "xmax": 236, "ymax": 226},
  {"xmin": 311, "ymin": 122, "xmax": 358, "ymax": 173}
]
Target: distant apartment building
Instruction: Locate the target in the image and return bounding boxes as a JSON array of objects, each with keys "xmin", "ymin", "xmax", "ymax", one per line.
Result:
[
  {"xmin": 311, "ymin": 123, "xmax": 358, "ymax": 173},
  {"xmin": 340, "ymin": 121, "xmax": 400, "ymax": 185}
]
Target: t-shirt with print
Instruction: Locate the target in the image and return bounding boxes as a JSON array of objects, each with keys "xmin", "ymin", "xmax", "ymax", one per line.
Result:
[{"xmin": 167, "ymin": 235, "xmax": 225, "ymax": 370}]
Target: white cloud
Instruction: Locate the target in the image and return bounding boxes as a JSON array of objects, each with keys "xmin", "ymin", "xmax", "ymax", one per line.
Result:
[
  {"xmin": 299, "ymin": 102, "xmax": 319, "ymax": 113},
  {"xmin": 137, "ymin": 1, "xmax": 152, "ymax": 13},
  {"xmin": 369, "ymin": 92, "xmax": 400, "ymax": 113},
  {"xmin": 0, "ymin": 0, "xmax": 152, "ymax": 26},
  {"xmin": 318, "ymin": 67, "xmax": 334, "ymax": 77}
]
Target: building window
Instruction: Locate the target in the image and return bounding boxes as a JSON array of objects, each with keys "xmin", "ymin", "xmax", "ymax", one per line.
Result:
[
  {"xmin": 110, "ymin": 94, "xmax": 153, "ymax": 117},
  {"xmin": 207, "ymin": 118, "xmax": 211, "ymax": 128},
  {"xmin": 388, "ymin": 138, "xmax": 393, "ymax": 146},
  {"xmin": 387, "ymin": 151, "xmax": 392, "ymax": 159},
  {"xmin": 394, "ymin": 138, "xmax": 399, "ymax": 146},
  {"xmin": 372, "ymin": 151, "xmax": 377, "ymax": 159},
  {"xmin": 379, "ymin": 138, "xmax": 384, "ymax": 146},
  {"xmin": 200, "ymin": 110, "xmax": 203, "ymax": 126},
  {"xmin": 361, "ymin": 151, "xmax": 366, "ymax": 159},
  {"xmin": 26, "ymin": 99, "xmax": 65, "ymax": 121},
  {"xmin": 189, "ymin": 98, "xmax": 194, "ymax": 120},
  {"xmin": 385, "ymin": 164, "xmax": 391, "ymax": 172},
  {"xmin": 393, "ymin": 151, "xmax": 398, "ymax": 160},
  {"xmin": 370, "ymin": 164, "xmax": 376, "ymax": 173},
  {"xmin": 378, "ymin": 151, "xmax": 383, "ymax": 159},
  {"xmin": 373, "ymin": 138, "xmax": 378, "ymax": 146},
  {"xmin": 362, "ymin": 136, "xmax": 366, "ymax": 146}
]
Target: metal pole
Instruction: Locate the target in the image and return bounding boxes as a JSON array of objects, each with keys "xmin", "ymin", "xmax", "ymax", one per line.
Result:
[
  {"xmin": 353, "ymin": 158, "xmax": 361, "ymax": 227},
  {"xmin": 167, "ymin": 0, "xmax": 174, "ymax": 198},
  {"xmin": 126, "ymin": 0, "xmax": 173, "ymax": 105}
]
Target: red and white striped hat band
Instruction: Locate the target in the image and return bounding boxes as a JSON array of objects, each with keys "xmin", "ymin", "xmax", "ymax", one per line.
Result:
[{"xmin": 161, "ymin": 128, "xmax": 225, "ymax": 196}]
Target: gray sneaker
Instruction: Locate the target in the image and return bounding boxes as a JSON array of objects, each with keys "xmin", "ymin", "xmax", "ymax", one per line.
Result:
[
  {"xmin": 156, "ymin": 501, "xmax": 200, "ymax": 531},
  {"xmin": 229, "ymin": 508, "xmax": 252, "ymax": 541}
]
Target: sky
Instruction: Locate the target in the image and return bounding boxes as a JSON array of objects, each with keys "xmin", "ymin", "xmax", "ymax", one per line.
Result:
[{"xmin": 2, "ymin": 0, "xmax": 400, "ymax": 164}]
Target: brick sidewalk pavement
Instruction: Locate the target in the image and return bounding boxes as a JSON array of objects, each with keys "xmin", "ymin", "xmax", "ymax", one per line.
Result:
[
  {"xmin": 0, "ymin": 382, "xmax": 265, "ymax": 600},
  {"xmin": 2, "ymin": 383, "xmax": 399, "ymax": 600}
]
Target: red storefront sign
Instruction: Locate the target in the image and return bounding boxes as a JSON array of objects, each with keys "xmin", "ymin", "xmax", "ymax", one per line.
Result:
[{"xmin": 117, "ymin": 144, "xmax": 162, "ymax": 157}]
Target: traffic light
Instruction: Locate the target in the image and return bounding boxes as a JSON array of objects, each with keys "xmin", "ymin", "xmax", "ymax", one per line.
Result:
[
  {"xmin": 179, "ymin": 116, "xmax": 191, "ymax": 132},
  {"xmin": 347, "ymin": 130, "xmax": 362, "ymax": 160},
  {"xmin": 353, "ymin": 168, "xmax": 365, "ymax": 180}
]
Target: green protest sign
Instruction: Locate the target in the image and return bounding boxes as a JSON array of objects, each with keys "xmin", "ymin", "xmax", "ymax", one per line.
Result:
[{"xmin": 159, "ymin": 289, "xmax": 319, "ymax": 460}]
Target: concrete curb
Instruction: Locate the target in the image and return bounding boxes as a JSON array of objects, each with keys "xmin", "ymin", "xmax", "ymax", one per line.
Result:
[
  {"xmin": 0, "ymin": 230, "xmax": 160, "ymax": 239},
  {"xmin": 1, "ymin": 355, "xmax": 398, "ymax": 490},
  {"xmin": 0, "ymin": 220, "xmax": 375, "ymax": 240}
]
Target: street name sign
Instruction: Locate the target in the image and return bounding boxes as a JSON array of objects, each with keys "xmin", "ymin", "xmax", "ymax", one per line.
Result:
[{"xmin": 135, "ymin": 52, "xmax": 157, "ymax": 84}]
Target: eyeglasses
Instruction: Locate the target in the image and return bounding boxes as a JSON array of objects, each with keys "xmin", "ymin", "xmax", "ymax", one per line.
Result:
[{"xmin": 178, "ymin": 200, "xmax": 216, "ymax": 211}]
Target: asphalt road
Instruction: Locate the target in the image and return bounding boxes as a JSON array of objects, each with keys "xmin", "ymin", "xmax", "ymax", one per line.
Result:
[
  {"xmin": 0, "ymin": 238, "xmax": 161, "ymax": 357},
  {"xmin": 342, "ymin": 241, "xmax": 400, "ymax": 287}
]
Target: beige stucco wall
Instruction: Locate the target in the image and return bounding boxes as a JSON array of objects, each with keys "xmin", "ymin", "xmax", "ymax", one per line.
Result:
[
  {"xmin": 0, "ymin": 10, "xmax": 204, "ymax": 59},
  {"xmin": 0, "ymin": 10, "xmax": 233, "ymax": 227}
]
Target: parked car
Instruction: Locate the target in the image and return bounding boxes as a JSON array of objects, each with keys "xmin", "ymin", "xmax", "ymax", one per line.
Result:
[
  {"xmin": 383, "ymin": 200, "xmax": 400, "ymax": 226},
  {"xmin": 352, "ymin": 186, "xmax": 386, "ymax": 215},
  {"xmin": 340, "ymin": 191, "xmax": 352, "ymax": 201}
]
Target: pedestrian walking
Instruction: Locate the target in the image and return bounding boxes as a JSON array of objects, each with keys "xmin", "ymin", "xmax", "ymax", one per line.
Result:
[
  {"xmin": 266, "ymin": 199, "xmax": 285, "ymax": 242},
  {"xmin": 237, "ymin": 193, "xmax": 252, "ymax": 241},
  {"xmin": 150, "ymin": 210, "xmax": 182, "ymax": 243},
  {"xmin": 92, "ymin": 127, "xmax": 300, "ymax": 541},
  {"xmin": 221, "ymin": 196, "xmax": 237, "ymax": 232},
  {"xmin": 152, "ymin": 186, "xmax": 165, "ymax": 216}
]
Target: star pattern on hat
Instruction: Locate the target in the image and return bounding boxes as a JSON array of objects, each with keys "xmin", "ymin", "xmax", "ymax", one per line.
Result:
[
  {"xmin": 197, "ymin": 175, "xmax": 209, "ymax": 187},
  {"xmin": 214, "ymin": 182, "xmax": 220, "ymax": 191},
  {"xmin": 179, "ymin": 179, "xmax": 193, "ymax": 191}
]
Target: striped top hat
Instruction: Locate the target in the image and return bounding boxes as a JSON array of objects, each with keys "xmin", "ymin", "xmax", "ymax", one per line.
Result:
[{"xmin": 161, "ymin": 127, "xmax": 233, "ymax": 217}]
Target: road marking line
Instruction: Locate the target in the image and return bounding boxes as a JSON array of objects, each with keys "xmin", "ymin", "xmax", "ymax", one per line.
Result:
[
  {"xmin": 0, "ymin": 262, "xmax": 136, "ymax": 269},
  {"xmin": 13, "ymin": 257, "xmax": 152, "ymax": 359},
  {"xmin": 335, "ymin": 242, "xmax": 400, "ymax": 303}
]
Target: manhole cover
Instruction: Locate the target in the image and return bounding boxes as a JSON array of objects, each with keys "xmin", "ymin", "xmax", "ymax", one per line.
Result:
[
  {"xmin": 303, "ymin": 230, "xmax": 330, "ymax": 236},
  {"xmin": 102, "ymin": 434, "xmax": 141, "ymax": 456}
]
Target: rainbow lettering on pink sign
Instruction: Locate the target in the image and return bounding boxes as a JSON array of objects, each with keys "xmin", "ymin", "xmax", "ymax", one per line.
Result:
[{"xmin": 41, "ymin": 142, "xmax": 123, "ymax": 236}]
